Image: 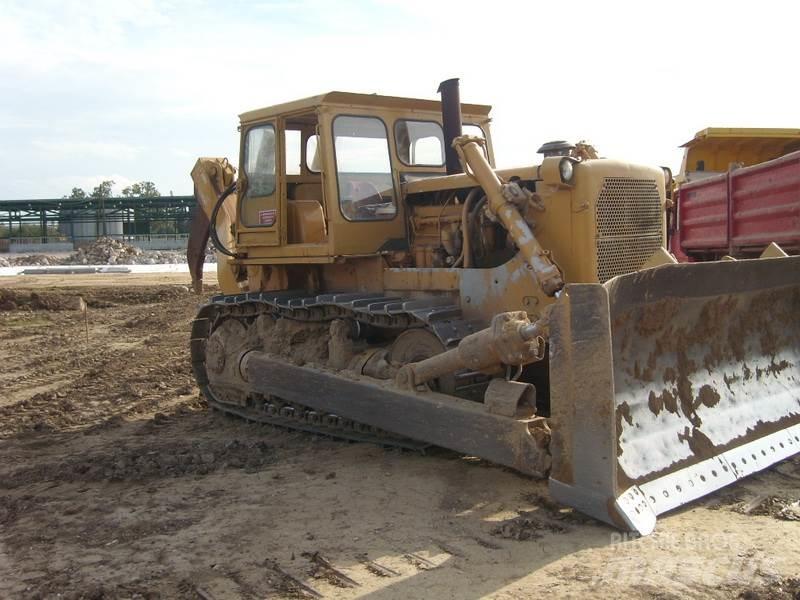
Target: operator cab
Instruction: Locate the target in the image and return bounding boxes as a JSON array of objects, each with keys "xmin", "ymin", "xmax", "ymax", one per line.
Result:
[{"xmin": 235, "ymin": 92, "xmax": 493, "ymax": 257}]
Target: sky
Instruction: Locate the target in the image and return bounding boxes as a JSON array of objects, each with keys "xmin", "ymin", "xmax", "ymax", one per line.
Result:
[{"xmin": 1, "ymin": 0, "xmax": 798, "ymax": 199}]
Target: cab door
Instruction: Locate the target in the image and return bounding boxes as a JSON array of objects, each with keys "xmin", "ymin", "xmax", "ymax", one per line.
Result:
[{"xmin": 238, "ymin": 120, "xmax": 282, "ymax": 247}]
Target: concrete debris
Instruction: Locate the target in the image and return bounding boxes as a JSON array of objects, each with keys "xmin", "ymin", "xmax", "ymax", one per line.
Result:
[
  {"xmin": 7, "ymin": 254, "xmax": 57, "ymax": 266},
  {"xmin": 4, "ymin": 237, "xmax": 218, "ymax": 267},
  {"xmin": 67, "ymin": 237, "xmax": 144, "ymax": 265}
]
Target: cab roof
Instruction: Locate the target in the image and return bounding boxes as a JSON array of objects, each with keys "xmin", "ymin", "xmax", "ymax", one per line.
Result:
[
  {"xmin": 682, "ymin": 127, "xmax": 800, "ymax": 149},
  {"xmin": 239, "ymin": 91, "xmax": 492, "ymax": 124},
  {"xmin": 679, "ymin": 127, "xmax": 800, "ymax": 176}
]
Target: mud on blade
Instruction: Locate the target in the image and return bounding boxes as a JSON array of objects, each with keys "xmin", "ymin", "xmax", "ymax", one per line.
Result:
[{"xmin": 548, "ymin": 256, "xmax": 800, "ymax": 534}]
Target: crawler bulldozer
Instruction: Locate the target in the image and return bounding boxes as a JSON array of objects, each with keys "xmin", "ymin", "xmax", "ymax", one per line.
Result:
[{"xmin": 188, "ymin": 79, "xmax": 800, "ymax": 534}]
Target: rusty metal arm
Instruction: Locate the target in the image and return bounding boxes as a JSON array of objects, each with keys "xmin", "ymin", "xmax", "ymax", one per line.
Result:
[
  {"xmin": 453, "ymin": 136, "xmax": 564, "ymax": 296},
  {"xmin": 396, "ymin": 311, "xmax": 547, "ymax": 389}
]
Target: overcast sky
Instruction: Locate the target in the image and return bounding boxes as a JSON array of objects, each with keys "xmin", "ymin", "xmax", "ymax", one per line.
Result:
[{"xmin": 1, "ymin": 0, "xmax": 797, "ymax": 199}]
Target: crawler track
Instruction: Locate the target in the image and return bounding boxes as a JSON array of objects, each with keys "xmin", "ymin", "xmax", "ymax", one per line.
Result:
[{"xmin": 190, "ymin": 290, "xmax": 480, "ymax": 449}]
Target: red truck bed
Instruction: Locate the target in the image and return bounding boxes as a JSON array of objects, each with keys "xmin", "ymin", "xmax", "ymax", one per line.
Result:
[{"xmin": 670, "ymin": 150, "xmax": 800, "ymax": 261}]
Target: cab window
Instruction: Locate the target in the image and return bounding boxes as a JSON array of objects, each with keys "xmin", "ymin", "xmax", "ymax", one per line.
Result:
[
  {"xmin": 284, "ymin": 128, "xmax": 302, "ymax": 175},
  {"xmin": 463, "ymin": 124, "xmax": 489, "ymax": 159},
  {"xmin": 463, "ymin": 124, "xmax": 486, "ymax": 139},
  {"xmin": 244, "ymin": 124, "xmax": 276, "ymax": 197},
  {"xmin": 306, "ymin": 135, "xmax": 320, "ymax": 172},
  {"xmin": 395, "ymin": 120, "xmax": 445, "ymax": 166},
  {"xmin": 333, "ymin": 115, "xmax": 397, "ymax": 221}
]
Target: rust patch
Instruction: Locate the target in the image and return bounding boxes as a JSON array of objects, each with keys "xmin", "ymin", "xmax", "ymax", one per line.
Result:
[
  {"xmin": 632, "ymin": 360, "xmax": 641, "ymax": 380},
  {"xmin": 663, "ymin": 389, "xmax": 678, "ymax": 414},
  {"xmin": 767, "ymin": 359, "xmax": 791, "ymax": 376},
  {"xmin": 634, "ymin": 298, "xmax": 682, "ymax": 337},
  {"xmin": 677, "ymin": 426, "xmax": 717, "ymax": 461},
  {"xmin": 696, "ymin": 296, "xmax": 739, "ymax": 340},
  {"xmin": 648, "ymin": 389, "xmax": 678, "ymax": 416},
  {"xmin": 617, "ymin": 401, "xmax": 633, "ymax": 427},
  {"xmin": 723, "ymin": 372, "xmax": 740, "ymax": 391},
  {"xmin": 725, "ymin": 312, "xmax": 749, "ymax": 363},
  {"xmin": 675, "ymin": 350, "xmax": 696, "ymax": 422},
  {"xmin": 697, "ymin": 384, "xmax": 720, "ymax": 408},
  {"xmin": 640, "ymin": 351, "xmax": 657, "ymax": 382},
  {"xmin": 647, "ymin": 390, "xmax": 662, "ymax": 415},
  {"xmin": 759, "ymin": 330, "xmax": 779, "ymax": 358}
]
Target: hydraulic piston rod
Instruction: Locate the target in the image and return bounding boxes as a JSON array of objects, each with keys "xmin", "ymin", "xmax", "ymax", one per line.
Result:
[
  {"xmin": 454, "ymin": 136, "xmax": 564, "ymax": 296},
  {"xmin": 396, "ymin": 311, "xmax": 546, "ymax": 389}
]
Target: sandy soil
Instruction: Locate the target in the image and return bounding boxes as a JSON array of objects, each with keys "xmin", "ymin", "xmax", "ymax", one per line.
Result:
[{"xmin": 0, "ymin": 276, "xmax": 798, "ymax": 599}]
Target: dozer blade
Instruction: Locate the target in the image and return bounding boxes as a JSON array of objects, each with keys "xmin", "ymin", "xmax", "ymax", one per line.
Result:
[{"xmin": 548, "ymin": 256, "xmax": 800, "ymax": 534}]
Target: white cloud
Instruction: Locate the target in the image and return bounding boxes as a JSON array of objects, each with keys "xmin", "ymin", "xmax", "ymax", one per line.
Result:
[
  {"xmin": 0, "ymin": 116, "xmax": 41, "ymax": 131},
  {"xmin": 1, "ymin": 0, "xmax": 799, "ymax": 200},
  {"xmin": 0, "ymin": 0, "xmax": 172, "ymax": 71}
]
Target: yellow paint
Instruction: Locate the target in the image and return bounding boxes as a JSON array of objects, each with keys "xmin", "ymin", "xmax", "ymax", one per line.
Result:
[{"xmin": 192, "ymin": 89, "xmax": 668, "ymax": 313}]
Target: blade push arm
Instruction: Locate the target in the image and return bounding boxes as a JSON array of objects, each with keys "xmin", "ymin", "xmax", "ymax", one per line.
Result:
[{"xmin": 453, "ymin": 136, "xmax": 564, "ymax": 297}]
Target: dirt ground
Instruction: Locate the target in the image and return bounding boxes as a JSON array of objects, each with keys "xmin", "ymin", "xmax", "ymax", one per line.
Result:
[{"xmin": 0, "ymin": 274, "xmax": 798, "ymax": 600}]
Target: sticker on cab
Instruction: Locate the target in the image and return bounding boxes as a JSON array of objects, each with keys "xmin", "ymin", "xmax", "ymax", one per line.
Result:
[{"xmin": 258, "ymin": 209, "xmax": 277, "ymax": 226}]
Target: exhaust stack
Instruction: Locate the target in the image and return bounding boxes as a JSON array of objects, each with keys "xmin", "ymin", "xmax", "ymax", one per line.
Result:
[{"xmin": 437, "ymin": 78, "xmax": 463, "ymax": 175}]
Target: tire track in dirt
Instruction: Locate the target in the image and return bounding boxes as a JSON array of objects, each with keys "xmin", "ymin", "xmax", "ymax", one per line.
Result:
[
  {"xmin": 1, "ymin": 280, "xmax": 799, "ymax": 599},
  {"xmin": 0, "ymin": 286, "xmax": 199, "ymax": 437}
]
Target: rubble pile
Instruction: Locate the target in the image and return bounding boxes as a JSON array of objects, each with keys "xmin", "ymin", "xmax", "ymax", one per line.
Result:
[
  {"xmin": 66, "ymin": 237, "xmax": 143, "ymax": 265},
  {"xmin": 3, "ymin": 238, "xmax": 219, "ymax": 267},
  {"xmin": 7, "ymin": 254, "xmax": 59, "ymax": 266}
]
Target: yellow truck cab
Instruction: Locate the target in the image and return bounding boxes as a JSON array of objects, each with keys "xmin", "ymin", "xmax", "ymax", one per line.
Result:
[{"xmin": 677, "ymin": 127, "xmax": 800, "ymax": 184}]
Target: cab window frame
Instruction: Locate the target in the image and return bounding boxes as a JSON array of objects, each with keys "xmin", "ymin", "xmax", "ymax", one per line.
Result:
[
  {"xmin": 331, "ymin": 113, "xmax": 399, "ymax": 223},
  {"xmin": 462, "ymin": 123, "xmax": 487, "ymax": 138},
  {"xmin": 283, "ymin": 127, "xmax": 303, "ymax": 176},
  {"xmin": 242, "ymin": 123, "xmax": 277, "ymax": 199},
  {"xmin": 462, "ymin": 123, "xmax": 490, "ymax": 160},
  {"xmin": 394, "ymin": 118, "xmax": 446, "ymax": 168}
]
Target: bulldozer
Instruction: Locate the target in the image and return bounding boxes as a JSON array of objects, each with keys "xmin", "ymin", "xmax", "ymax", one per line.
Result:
[{"xmin": 187, "ymin": 79, "xmax": 800, "ymax": 535}]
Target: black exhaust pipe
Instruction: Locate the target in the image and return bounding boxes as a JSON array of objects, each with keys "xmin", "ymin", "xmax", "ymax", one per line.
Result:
[{"xmin": 437, "ymin": 78, "xmax": 463, "ymax": 175}]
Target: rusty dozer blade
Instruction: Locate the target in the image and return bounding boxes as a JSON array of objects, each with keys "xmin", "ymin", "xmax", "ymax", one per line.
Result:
[{"xmin": 548, "ymin": 256, "xmax": 800, "ymax": 534}]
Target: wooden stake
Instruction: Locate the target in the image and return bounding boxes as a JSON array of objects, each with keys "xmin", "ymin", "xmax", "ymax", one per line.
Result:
[{"xmin": 78, "ymin": 296, "xmax": 88, "ymax": 342}]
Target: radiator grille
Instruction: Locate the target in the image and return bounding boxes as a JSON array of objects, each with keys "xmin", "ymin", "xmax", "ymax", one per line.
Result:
[{"xmin": 595, "ymin": 177, "xmax": 662, "ymax": 282}]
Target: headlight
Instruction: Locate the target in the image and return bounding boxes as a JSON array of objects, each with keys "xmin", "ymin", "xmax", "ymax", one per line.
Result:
[
  {"xmin": 539, "ymin": 156, "xmax": 576, "ymax": 186},
  {"xmin": 559, "ymin": 159, "xmax": 574, "ymax": 183}
]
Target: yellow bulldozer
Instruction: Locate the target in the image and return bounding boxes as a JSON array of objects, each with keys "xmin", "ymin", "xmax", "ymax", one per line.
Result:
[{"xmin": 188, "ymin": 79, "xmax": 800, "ymax": 535}]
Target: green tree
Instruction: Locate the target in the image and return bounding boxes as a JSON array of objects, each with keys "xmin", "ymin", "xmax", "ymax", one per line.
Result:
[
  {"xmin": 122, "ymin": 181, "xmax": 160, "ymax": 198},
  {"xmin": 90, "ymin": 180, "xmax": 115, "ymax": 200},
  {"xmin": 121, "ymin": 181, "xmax": 172, "ymax": 235},
  {"xmin": 65, "ymin": 187, "xmax": 87, "ymax": 200}
]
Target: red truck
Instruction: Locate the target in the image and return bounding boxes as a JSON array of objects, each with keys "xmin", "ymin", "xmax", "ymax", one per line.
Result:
[{"xmin": 669, "ymin": 128, "xmax": 800, "ymax": 261}]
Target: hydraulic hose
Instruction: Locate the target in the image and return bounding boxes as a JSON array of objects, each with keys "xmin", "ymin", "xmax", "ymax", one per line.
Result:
[
  {"xmin": 209, "ymin": 181, "xmax": 238, "ymax": 258},
  {"xmin": 456, "ymin": 188, "xmax": 482, "ymax": 268}
]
